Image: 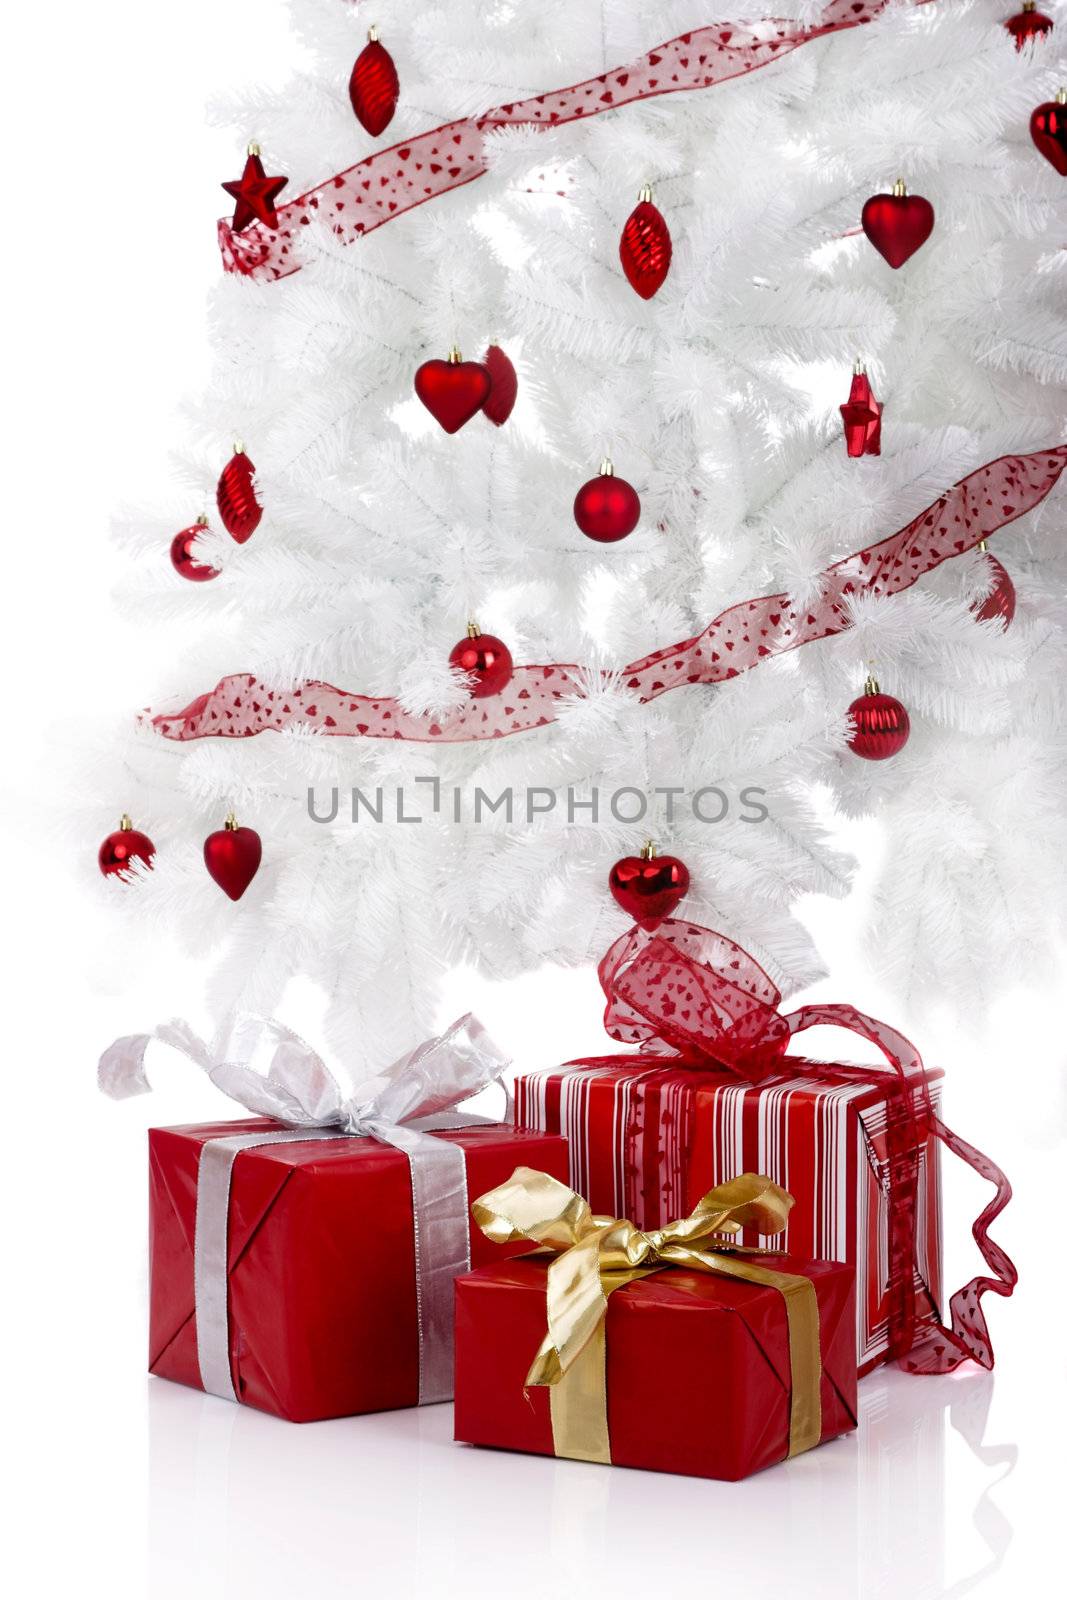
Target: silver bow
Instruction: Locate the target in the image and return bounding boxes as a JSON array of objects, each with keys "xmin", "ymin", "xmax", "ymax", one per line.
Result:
[{"xmin": 99, "ymin": 1013, "xmax": 510, "ymax": 1408}]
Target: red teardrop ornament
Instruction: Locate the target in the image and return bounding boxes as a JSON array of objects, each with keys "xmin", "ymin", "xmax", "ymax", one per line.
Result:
[
  {"xmin": 861, "ymin": 189, "xmax": 935, "ymax": 268},
  {"xmin": 1005, "ymin": 6, "xmax": 1053, "ymax": 48},
  {"xmin": 99, "ymin": 816, "xmax": 156, "ymax": 879},
  {"xmin": 619, "ymin": 194, "xmax": 672, "ymax": 300},
  {"xmin": 1030, "ymin": 96, "xmax": 1067, "ymax": 176},
  {"xmin": 847, "ymin": 690, "xmax": 910, "ymax": 760},
  {"xmin": 973, "ymin": 553, "xmax": 1016, "ymax": 627},
  {"xmin": 415, "ymin": 355, "xmax": 492, "ymax": 434},
  {"xmin": 609, "ymin": 849, "xmax": 690, "ymax": 930},
  {"xmin": 449, "ymin": 630, "xmax": 514, "ymax": 698},
  {"xmin": 217, "ymin": 449, "xmax": 262, "ymax": 543},
  {"xmin": 481, "ymin": 345, "xmax": 518, "ymax": 427},
  {"xmin": 203, "ymin": 819, "xmax": 262, "ymax": 901},
  {"xmin": 349, "ymin": 36, "xmax": 399, "ymax": 137},
  {"xmin": 170, "ymin": 519, "xmax": 220, "ymax": 582},
  {"xmin": 574, "ymin": 466, "xmax": 641, "ymax": 543},
  {"xmin": 840, "ymin": 369, "xmax": 882, "ymax": 458}
]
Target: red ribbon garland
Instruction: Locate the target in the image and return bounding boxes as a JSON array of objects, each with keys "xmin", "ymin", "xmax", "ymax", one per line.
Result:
[
  {"xmin": 149, "ymin": 444, "xmax": 1067, "ymax": 744},
  {"xmin": 591, "ymin": 918, "xmax": 1016, "ymax": 1374},
  {"xmin": 219, "ymin": 0, "xmax": 916, "ymax": 282}
]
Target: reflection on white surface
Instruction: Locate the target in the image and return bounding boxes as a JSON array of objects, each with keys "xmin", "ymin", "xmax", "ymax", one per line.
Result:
[{"xmin": 146, "ymin": 1366, "xmax": 1014, "ymax": 1600}]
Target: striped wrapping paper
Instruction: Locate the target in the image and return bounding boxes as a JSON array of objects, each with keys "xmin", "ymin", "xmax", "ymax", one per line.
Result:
[{"xmin": 514, "ymin": 1059, "xmax": 942, "ymax": 1376}]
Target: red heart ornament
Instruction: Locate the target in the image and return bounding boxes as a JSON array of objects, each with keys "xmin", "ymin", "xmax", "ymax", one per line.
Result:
[
  {"xmin": 1030, "ymin": 97, "xmax": 1067, "ymax": 176},
  {"xmin": 415, "ymin": 355, "xmax": 492, "ymax": 434},
  {"xmin": 481, "ymin": 344, "xmax": 518, "ymax": 426},
  {"xmin": 861, "ymin": 189, "xmax": 935, "ymax": 268},
  {"xmin": 204, "ymin": 820, "xmax": 262, "ymax": 900},
  {"xmin": 609, "ymin": 848, "xmax": 690, "ymax": 930}
]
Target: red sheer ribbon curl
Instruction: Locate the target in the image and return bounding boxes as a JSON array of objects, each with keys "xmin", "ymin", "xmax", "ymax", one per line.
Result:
[{"xmin": 592, "ymin": 918, "xmax": 1016, "ymax": 1375}]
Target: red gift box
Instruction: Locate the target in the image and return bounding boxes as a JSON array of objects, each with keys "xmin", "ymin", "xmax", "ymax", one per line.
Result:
[
  {"xmin": 515, "ymin": 1061, "xmax": 942, "ymax": 1376},
  {"xmin": 150, "ymin": 1118, "xmax": 569, "ymax": 1421},
  {"xmin": 455, "ymin": 1251, "xmax": 857, "ymax": 1481}
]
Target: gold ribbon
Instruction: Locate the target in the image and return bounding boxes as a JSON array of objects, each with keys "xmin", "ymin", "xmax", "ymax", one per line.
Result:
[{"xmin": 472, "ymin": 1167, "xmax": 823, "ymax": 1466}]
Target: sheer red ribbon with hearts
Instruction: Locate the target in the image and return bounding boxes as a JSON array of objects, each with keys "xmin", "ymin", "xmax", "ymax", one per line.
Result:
[
  {"xmin": 219, "ymin": 0, "xmax": 923, "ymax": 281},
  {"xmin": 584, "ymin": 917, "xmax": 1016, "ymax": 1374},
  {"xmin": 148, "ymin": 444, "xmax": 1067, "ymax": 744}
]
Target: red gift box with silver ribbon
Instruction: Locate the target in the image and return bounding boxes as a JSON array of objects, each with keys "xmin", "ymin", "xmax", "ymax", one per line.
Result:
[
  {"xmin": 100, "ymin": 1014, "xmax": 569, "ymax": 1421},
  {"xmin": 514, "ymin": 920, "xmax": 1016, "ymax": 1379}
]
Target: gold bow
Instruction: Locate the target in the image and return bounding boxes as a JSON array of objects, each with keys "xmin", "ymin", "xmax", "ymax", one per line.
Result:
[{"xmin": 472, "ymin": 1167, "xmax": 823, "ymax": 1465}]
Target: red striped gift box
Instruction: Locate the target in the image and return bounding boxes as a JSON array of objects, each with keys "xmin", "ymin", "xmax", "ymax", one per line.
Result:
[{"xmin": 514, "ymin": 1059, "xmax": 942, "ymax": 1376}]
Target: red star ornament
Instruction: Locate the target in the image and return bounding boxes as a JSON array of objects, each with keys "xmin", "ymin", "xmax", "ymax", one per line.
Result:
[{"xmin": 222, "ymin": 145, "xmax": 289, "ymax": 234}]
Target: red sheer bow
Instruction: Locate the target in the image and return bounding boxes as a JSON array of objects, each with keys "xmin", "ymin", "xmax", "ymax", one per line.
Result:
[{"xmin": 596, "ymin": 919, "xmax": 1017, "ymax": 1376}]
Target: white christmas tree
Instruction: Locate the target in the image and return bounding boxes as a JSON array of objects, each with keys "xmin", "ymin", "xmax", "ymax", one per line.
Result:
[{"xmin": 83, "ymin": 0, "xmax": 1067, "ymax": 1069}]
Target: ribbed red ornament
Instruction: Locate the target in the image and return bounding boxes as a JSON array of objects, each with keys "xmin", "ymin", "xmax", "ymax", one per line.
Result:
[
  {"xmin": 609, "ymin": 843, "xmax": 689, "ymax": 930},
  {"xmin": 840, "ymin": 365, "xmax": 882, "ymax": 458},
  {"xmin": 574, "ymin": 461, "xmax": 641, "ymax": 543},
  {"xmin": 203, "ymin": 814, "xmax": 262, "ymax": 901},
  {"xmin": 170, "ymin": 518, "xmax": 220, "ymax": 582},
  {"xmin": 99, "ymin": 815, "xmax": 156, "ymax": 879},
  {"xmin": 481, "ymin": 345, "xmax": 518, "ymax": 427},
  {"xmin": 861, "ymin": 181, "xmax": 935, "ymax": 268},
  {"xmin": 449, "ymin": 627, "xmax": 514, "ymax": 698},
  {"xmin": 1031, "ymin": 92, "xmax": 1067, "ymax": 175},
  {"xmin": 619, "ymin": 188, "xmax": 672, "ymax": 299},
  {"xmin": 349, "ymin": 31, "xmax": 400, "ymax": 137},
  {"xmin": 216, "ymin": 447, "xmax": 262, "ymax": 543},
  {"xmin": 973, "ymin": 551, "xmax": 1016, "ymax": 627},
  {"xmin": 847, "ymin": 680, "xmax": 910, "ymax": 761},
  {"xmin": 1005, "ymin": 4, "xmax": 1053, "ymax": 48}
]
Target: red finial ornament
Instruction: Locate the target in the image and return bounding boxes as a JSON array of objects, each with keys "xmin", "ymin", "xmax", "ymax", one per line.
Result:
[
  {"xmin": 609, "ymin": 841, "xmax": 690, "ymax": 930},
  {"xmin": 1031, "ymin": 89, "xmax": 1067, "ymax": 176},
  {"xmin": 573, "ymin": 460, "xmax": 641, "ymax": 543},
  {"xmin": 221, "ymin": 144, "xmax": 288, "ymax": 234},
  {"xmin": 449, "ymin": 624, "xmax": 514, "ymax": 698},
  {"xmin": 619, "ymin": 186, "xmax": 672, "ymax": 300},
  {"xmin": 203, "ymin": 813, "xmax": 262, "ymax": 901},
  {"xmin": 99, "ymin": 814, "xmax": 156, "ymax": 879},
  {"xmin": 170, "ymin": 517, "xmax": 220, "ymax": 582},
  {"xmin": 846, "ymin": 675, "xmax": 910, "ymax": 761},
  {"xmin": 481, "ymin": 344, "xmax": 518, "ymax": 427},
  {"xmin": 349, "ymin": 27, "xmax": 400, "ymax": 137},
  {"xmin": 840, "ymin": 362, "xmax": 882, "ymax": 458},
  {"xmin": 415, "ymin": 347, "xmax": 492, "ymax": 433},
  {"xmin": 1005, "ymin": 3, "xmax": 1053, "ymax": 48},
  {"xmin": 972, "ymin": 543, "xmax": 1016, "ymax": 628},
  {"xmin": 861, "ymin": 179, "xmax": 935, "ymax": 268},
  {"xmin": 216, "ymin": 444, "xmax": 262, "ymax": 543}
]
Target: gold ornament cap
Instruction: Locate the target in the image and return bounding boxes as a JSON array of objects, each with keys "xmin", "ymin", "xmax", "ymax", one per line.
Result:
[
  {"xmin": 448, "ymin": 346, "xmax": 462, "ymax": 364},
  {"xmin": 1057, "ymin": 88, "xmax": 1067, "ymax": 105},
  {"xmin": 599, "ymin": 457, "xmax": 615, "ymax": 476},
  {"xmin": 466, "ymin": 621, "xmax": 480, "ymax": 639},
  {"xmin": 640, "ymin": 840, "xmax": 657, "ymax": 860},
  {"xmin": 638, "ymin": 184, "xmax": 653, "ymax": 203},
  {"xmin": 247, "ymin": 142, "xmax": 260, "ymax": 157},
  {"xmin": 853, "ymin": 358, "xmax": 866, "ymax": 376},
  {"xmin": 119, "ymin": 813, "xmax": 134, "ymax": 832},
  {"xmin": 224, "ymin": 812, "xmax": 239, "ymax": 832},
  {"xmin": 368, "ymin": 24, "xmax": 380, "ymax": 42},
  {"xmin": 892, "ymin": 178, "xmax": 907, "ymax": 197},
  {"xmin": 864, "ymin": 673, "xmax": 881, "ymax": 697}
]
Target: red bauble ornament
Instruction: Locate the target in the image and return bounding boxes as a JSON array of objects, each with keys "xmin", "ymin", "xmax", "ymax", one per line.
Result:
[
  {"xmin": 203, "ymin": 814, "xmax": 262, "ymax": 901},
  {"xmin": 481, "ymin": 344, "xmax": 518, "ymax": 427},
  {"xmin": 847, "ymin": 677, "xmax": 911, "ymax": 760},
  {"xmin": 349, "ymin": 28, "xmax": 400, "ymax": 137},
  {"xmin": 99, "ymin": 814, "xmax": 155, "ymax": 879},
  {"xmin": 415, "ymin": 349, "xmax": 492, "ymax": 434},
  {"xmin": 972, "ymin": 546, "xmax": 1016, "ymax": 628},
  {"xmin": 170, "ymin": 517, "xmax": 220, "ymax": 582},
  {"xmin": 221, "ymin": 144, "xmax": 288, "ymax": 234},
  {"xmin": 574, "ymin": 460, "xmax": 641, "ymax": 543},
  {"xmin": 217, "ymin": 445, "xmax": 262, "ymax": 543},
  {"xmin": 861, "ymin": 180, "xmax": 935, "ymax": 268},
  {"xmin": 609, "ymin": 842, "xmax": 689, "ymax": 930},
  {"xmin": 449, "ymin": 626, "xmax": 514, "ymax": 698},
  {"xmin": 619, "ymin": 185, "xmax": 672, "ymax": 300},
  {"xmin": 1030, "ymin": 91, "xmax": 1067, "ymax": 176},
  {"xmin": 1006, "ymin": 3, "xmax": 1053, "ymax": 48},
  {"xmin": 840, "ymin": 363, "xmax": 882, "ymax": 458}
]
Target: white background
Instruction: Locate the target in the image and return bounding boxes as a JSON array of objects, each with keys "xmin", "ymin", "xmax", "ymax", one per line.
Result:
[{"xmin": 4, "ymin": 3, "xmax": 1065, "ymax": 1596}]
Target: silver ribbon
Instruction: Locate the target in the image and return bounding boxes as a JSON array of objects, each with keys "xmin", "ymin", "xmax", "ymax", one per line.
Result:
[{"xmin": 99, "ymin": 1013, "xmax": 510, "ymax": 1407}]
